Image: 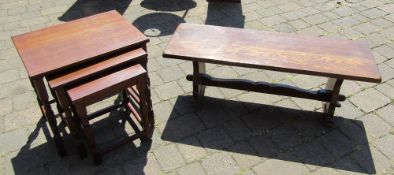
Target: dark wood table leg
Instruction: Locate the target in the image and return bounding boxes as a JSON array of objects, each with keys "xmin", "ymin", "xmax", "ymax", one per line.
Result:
[
  {"xmin": 141, "ymin": 46, "xmax": 155, "ymax": 129},
  {"xmin": 192, "ymin": 61, "xmax": 206, "ymax": 100},
  {"xmin": 30, "ymin": 78, "xmax": 67, "ymax": 157},
  {"xmin": 55, "ymin": 89, "xmax": 87, "ymax": 158},
  {"xmin": 322, "ymin": 78, "xmax": 344, "ymax": 126}
]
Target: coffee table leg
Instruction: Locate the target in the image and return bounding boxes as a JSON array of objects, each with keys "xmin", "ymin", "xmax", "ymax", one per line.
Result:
[
  {"xmin": 31, "ymin": 78, "xmax": 67, "ymax": 156},
  {"xmin": 192, "ymin": 61, "xmax": 206, "ymax": 100},
  {"xmin": 322, "ymin": 78, "xmax": 344, "ymax": 126}
]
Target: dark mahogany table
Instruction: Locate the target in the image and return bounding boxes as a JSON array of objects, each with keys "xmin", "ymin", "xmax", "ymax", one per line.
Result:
[
  {"xmin": 163, "ymin": 23, "xmax": 381, "ymax": 125},
  {"xmin": 12, "ymin": 10, "xmax": 149, "ymax": 156}
]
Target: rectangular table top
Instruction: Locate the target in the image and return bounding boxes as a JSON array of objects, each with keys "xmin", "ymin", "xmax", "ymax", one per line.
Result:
[
  {"xmin": 163, "ymin": 23, "xmax": 381, "ymax": 83},
  {"xmin": 12, "ymin": 10, "xmax": 149, "ymax": 78}
]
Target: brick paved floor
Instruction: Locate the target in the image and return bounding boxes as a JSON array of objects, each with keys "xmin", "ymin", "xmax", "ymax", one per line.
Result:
[{"xmin": 1, "ymin": 0, "xmax": 394, "ymax": 174}]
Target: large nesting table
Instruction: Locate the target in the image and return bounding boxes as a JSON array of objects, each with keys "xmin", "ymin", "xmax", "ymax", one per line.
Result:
[{"xmin": 163, "ymin": 23, "xmax": 381, "ymax": 125}]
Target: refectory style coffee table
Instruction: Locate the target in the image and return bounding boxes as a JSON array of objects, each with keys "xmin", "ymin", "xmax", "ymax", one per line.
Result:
[{"xmin": 163, "ymin": 23, "xmax": 381, "ymax": 125}]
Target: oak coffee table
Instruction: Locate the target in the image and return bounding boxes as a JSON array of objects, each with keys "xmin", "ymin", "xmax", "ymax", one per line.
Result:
[{"xmin": 163, "ymin": 23, "xmax": 381, "ymax": 125}]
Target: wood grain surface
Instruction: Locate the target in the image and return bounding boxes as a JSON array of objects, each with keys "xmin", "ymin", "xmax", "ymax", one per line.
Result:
[
  {"xmin": 48, "ymin": 48, "xmax": 146, "ymax": 89},
  {"xmin": 12, "ymin": 10, "xmax": 149, "ymax": 78},
  {"xmin": 163, "ymin": 23, "xmax": 381, "ymax": 83}
]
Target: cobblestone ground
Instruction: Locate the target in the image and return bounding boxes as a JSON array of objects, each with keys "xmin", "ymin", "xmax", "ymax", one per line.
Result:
[{"xmin": 1, "ymin": 0, "xmax": 394, "ymax": 174}]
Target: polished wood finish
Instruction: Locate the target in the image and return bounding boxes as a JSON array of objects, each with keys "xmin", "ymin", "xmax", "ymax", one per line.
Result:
[
  {"xmin": 11, "ymin": 10, "xmax": 150, "ymax": 156},
  {"xmin": 68, "ymin": 65, "xmax": 146, "ymax": 104},
  {"xmin": 164, "ymin": 23, "xmax": 381, "ymax": 83},
  {"xmin": 68, "ymin": 64, "xmax": 151, "ymax": 165},
  {"xmin": 163, "ymin": 23, "xmax": 381, "ymax": 125},
  {"xmin": 48, "ymin": 48, "xmax": 147, "ymax": 89},
  {"xmin": 12, "ymin": 10, "xmax": 149, "ymax": 78}
]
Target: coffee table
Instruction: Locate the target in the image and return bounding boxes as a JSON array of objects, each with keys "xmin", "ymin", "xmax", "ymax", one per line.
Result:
[
  {"xmin": 163, "ymin": 23, "xmax": 381, "ymax": 125},
  {"xmin": 12, "ymin": 10, "xmax": 150, "ymax": 156}
]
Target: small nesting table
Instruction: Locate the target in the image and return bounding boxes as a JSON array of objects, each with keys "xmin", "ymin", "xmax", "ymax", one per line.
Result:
[
  {"xmin": 163, "ymin": 23, "xmax": 381, "ymax": 125},
  {"xmin": 12, "ymin": 10, "xmax": 152, "ymax": 156}
]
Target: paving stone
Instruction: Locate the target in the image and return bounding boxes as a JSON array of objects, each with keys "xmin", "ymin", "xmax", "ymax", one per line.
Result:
[
  {"xmin": 287, "ymin": 19, "xmax": 310, "ymax": 30},
  {"xmin": 242, "ymin": 107, "xmax": 285, "ymax": 134},
  {"xmin": 360, "ymin": 8, "xmax": 388, "ymax": 19},
  {"xmin": 152, "ymin": 100, "xmax": 175, "ymax": 124},
  {"xmin": 374, "ymin": 135, "xmax": 394, "ymax": 159},
  {"xmin": 333, "ymin": 156, "xmax": 366, "ymax": 175},
  {"xmin": 196, "ymin": 98, "xmax": 235, "ymax": 127},
  {"xmin": 223, "ymin": 119, "xmax": 252, "ymax": 142},
  {"xmin": 123, "ymin": 153, "xmax": 163, "ymax": 175},
  {"xmin": 336, "ymin": 101, "xmax": 364, "ymax": 120},
  {"xmin": 349, "ymin": 88, "xmax": 390, "ymax": 113},
  {"xmin": 351, "ymin": 145, "xmax": 392, "ymax": 174},
  {"xmin": 157, "ymin": 65, "xmax": 185, "ymax": 82},
  {"xmin": 358, "ymin": 114, "xmax": 391, "ymax": 139},
  {"xmin": 294, "ymin": 139, "xmax": 335, "ymax": 167},
  {"xmin": 177, "ymin": 162, "xmax": 206, "ymax": 175},
  {"xmin": 255, "ymin": 6, "xmax": 283, "ymax": 17},
  {"xmin": 154, "ymin": 144, "xmax": 185, "ymax": 172},
  {"xmin": 375, "ymin": 83, "xmax": 394, "ymax": 99},
  {"xmin": 291, "ymin": 97, "xmax": 321, "ymax": 111},
  {"xmin": 4, "ymin": 106, "xmax": 41, "ymax": 132},
  {"xmin": 376, "ymin": 104, "xmax": 394, "ymax": 126},
  {"xmin": 353, "ymin": 22, "xmax": 382, "ymax": 35},
  {"xmin": 319, "ymin": 130, "xmax": 354, "ymax": 158},
  {"xmin": 0, "ymin": 128, "xmax": 28, "ymax": 154},
  {"xmin": 280, "ymin": 11, "xmax": 307, "ymax": 21},
  {"xmin": 159, "ymin": 113, "xmax": 204, "ymax": 142},
  {"xmin": 228, "ymin": 141, "xmax": 261, "ymax": 168},
  {"xmin": 153, "ymin": 81, "xmax": 184, "ymax": 100},
  {"xmin": 148, "ymin": 71, "xmax": 164, "ymax": 87},
  {"xmin": 291, "ymin": 74, "xmax": 326, "ymax": 90},
  {"xmin": 249, "ymin": 135, "xmax": 281, "ymax": 158},
  {"xmin": 303, "ymin": 13, "xmax": 330, "ymax": 25},
  {"xmin": 374, "ymin": 45, "xmax": 394, "ymax": 59},
  {"xmin": 379, "ymin": 63, "xmax": 394, "ymax": 82},
  {"xmin": 270, "ymin": 124, "xmax": 303, "ymax": 150},
  {"xmin": 201, "ymin": 152, "xmax": 240, "ymax": 175},
  {"xmin": 277, "ymin": 2, "xmax": 302, "ymax": 12},
  {"xmin": 311, "ymin": 167, "xmax": 340, "ymax": 175},
  {"xmin": 198, "ymin": 126, "xmax": 233, "ymax": 149},
  {"xmin": 297, "ymin": 26, "xmax": 326, "ymax": 36},
  {"xmin": 0, "ymin": 69, "xmax": 19, "ymax": 84},
  {"xmin": 253, "ymin": 156, "xmax": 309, "ymax": 175},
  {"xmin": 0, "ymin": 98, "xmax": 12, "ymax": 117},
  {"xmin": 370, "ymin": 18, "xmax": 393, "ymax": 28},
  {"xmin": 378, "ymin": 3, "xmax": 394, "ymax": 13},
  {"xmin": 259, "ymin": 15, "xmax": 287, "ymax": 26},
  {"xmin": 319, "ymin": 21, "xmax": 341, "ymax": 33},
  {"xmin": 178, "ymin": 136, "xmax": 208, "ymax": 163}
]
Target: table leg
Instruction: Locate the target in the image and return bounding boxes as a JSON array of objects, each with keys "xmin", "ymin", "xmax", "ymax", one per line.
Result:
[
  {"xmin": 192, "ymin": 61, "xmax": 206, "ymax": 100},
  {"xmin": 31, "ymin": 78, "xmax": 67, "ymax": 156},
  {"xmin": 322, "ymin": 78, "xmax": 344, "ymax": 126},
  {"xmin": 139, "ymin": 49, "xmax": 155, "ymax": 132}
]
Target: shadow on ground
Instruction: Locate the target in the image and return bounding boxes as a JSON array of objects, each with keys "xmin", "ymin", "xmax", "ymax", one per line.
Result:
[
  {"xmin": 59, "ymin": 0, "xmax": 133, "ymax": 21},
  {"xmin": 11, "ymin": 96, "xmax": 151, "ymax": 175},
  {"xmin": 140, "ymin": 0, "xmax": 197, "ymax": 11},
  {"xmin": 161, "ymin": 95, "xmax": 376, "ymax": 174},
  {"xmin": 206, "ymin": 2, "xmax": 245, "ymax": 28}
]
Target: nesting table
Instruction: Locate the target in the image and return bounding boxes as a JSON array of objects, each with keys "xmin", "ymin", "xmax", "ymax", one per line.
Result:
[
  {"xmin": 163, "ymin": 23, "xmax": 381, "ymax": 125},
  {"xmin": 12, "ymin": 10, "xmax": 151, "ymax": 156}
]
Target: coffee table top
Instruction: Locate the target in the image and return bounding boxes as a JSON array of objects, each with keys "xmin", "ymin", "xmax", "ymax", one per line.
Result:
[
  {"xmin": 12, "ymin": 10, "xmax": 149, "ymax": 78},
  {"xmin": 163, "ymin": 23, "xmax": 381, "ymax": 83}
]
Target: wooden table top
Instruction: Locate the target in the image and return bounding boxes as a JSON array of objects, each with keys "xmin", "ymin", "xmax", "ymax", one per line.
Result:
[
  {"xmin": 12, "ymin": 10, "xmax": 149, "ymax": 78},
  {"xmin": 163, "ymin": 23, "xmax": 381, "ymax": 83}
]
